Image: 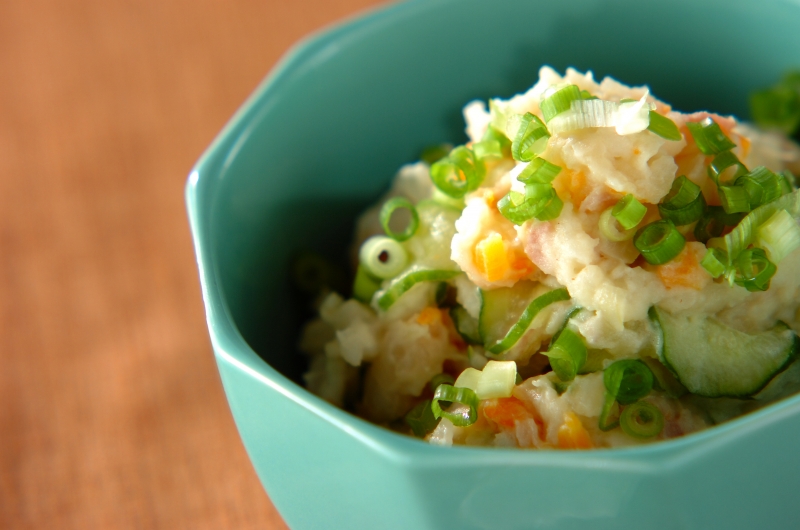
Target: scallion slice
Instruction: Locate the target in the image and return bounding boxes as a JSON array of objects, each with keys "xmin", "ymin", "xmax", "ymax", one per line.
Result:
[
  {"xmin": 750, "ymin": 79, "xmax": 800, "ymax": 135},
  {"xmin": 734, "ymin": 248, "xmax": 777, "ymax": 292},
  {"xmin": 485, "ymin": 288, "xmax": 570, "ymax": 353},
  {"xmin": 722, "ymin": 189, "xmax": 800, "ymax": 264},
  {"xmin": 405, "ymin": 399, "xmax": 438, "ymax": 437},
  {"xmin": 694, "ymin": 206, "xmax": 744, "ymax": 244},
  {"xmin": 511, "ymin": 112, "xmax": 550, "ymax": 162},
  {"xmin": 543, "ymin": 328, "xmax": 587, "ymax": 382},
  {"xmin": 700, "ymin": 247, "xmax": 728, "ymax": 278},
  {"xmin": 718, "ymin": 184, "xmax": 752, "ymax": 214},
  {"xmin": 612, "ymin": 194, "xmax": 647, "ymax": 230},
  {"xmin": 604, "ymin": 360, "xmax": 654, "ymax": 405},
  {"xmin": 707, "ymin": 150, "xmax": 747, "ymax": 185},
  {"xmin": 736, "ymin": 166, "xmax": 784, "ymax": 209},
  {"xmin": 599, "ymin": 207, "xmax": 635, "ymax": 241},
  {"xmin": 380, "ymin": 197, "xmax": 420, "ymax": 242},
  {"xmin": 517, "ymin": 157, "xmax": 562, "ymax": 184},
  {"xmin": 619, "ymin": 401, "xmax": 664, "ymax": 438},
  {"xmin": 359, "ymin": 236, "xmax": 408, "ymax": 279},
  {"xmin": 633, "ymin": 220, "xmax": 686, "ymax": 265},
  {"xmin": 377, "ymin": 269, "xmax": 460, "ymax": 310},
  {"xmin": 756, "ymin": 208, "xmax": 800, "ymax": 263},
  {"xmin": 420, "ymin": 143, "xmax": 453, "ymax": 165},
  {"xmin": 598, "ymin": 392, "xmax": 620, "ymax": 431},
  {"xmin": 658, "ymin": 176, "xmax": 706, "ymax": 225},
  {"xmin": 482, "ymin": 125, "xmax": 511, "ymax": 157},
  {"xmin": 647, "ymin": 111, "xmax": 681, "ymax": 141},
  {"xmin": 430, "ymin": 145, "xmax": 486, "ymax": 199},
  {"xmin": 686, "ymin": 117, "xmax": 737, "ymax": 155},
  {"xmin": 473, "ymin": 138, "xmax": 503, "ymax": 160},
  {"xmin": 431, "ymin": 384, "xmax": 479, "ymax": 427},
  {"xmin": 353, "ymin": 265, "xmax": 382, "ymax": 303},
  {"xmin": 540, "ymin": 84, "xmax": 582, "ymax": 122},
  {"xmin": 498, "ymin": 186, "xmax": 563, "ymax": 225}
]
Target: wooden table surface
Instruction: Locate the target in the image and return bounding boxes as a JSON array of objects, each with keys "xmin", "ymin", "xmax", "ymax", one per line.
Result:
[{"xmin": 0, "ymin": 1, "xmax": 385, "ymax": 527}]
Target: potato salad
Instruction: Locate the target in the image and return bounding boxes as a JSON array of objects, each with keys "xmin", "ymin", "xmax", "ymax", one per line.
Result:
[{"xmin": 299, "ymin": 67, "xmax": 800, "ymax": 449}]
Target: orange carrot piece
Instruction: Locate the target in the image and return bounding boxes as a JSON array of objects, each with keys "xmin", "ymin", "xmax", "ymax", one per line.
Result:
[{"xmin": 557, "ymin": 412, "xmax": 593, "ymax": 449}]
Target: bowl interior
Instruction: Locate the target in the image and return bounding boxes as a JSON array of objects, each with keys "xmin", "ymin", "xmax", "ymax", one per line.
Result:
[{"xmin": 193, "ymin": 0, "xmax": 800, "ymax": 401}]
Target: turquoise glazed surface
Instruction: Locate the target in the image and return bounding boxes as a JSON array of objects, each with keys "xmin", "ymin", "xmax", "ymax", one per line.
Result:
[{"xmin": 186, "ymin": 0, "xmax": 800, "ymax": 528}]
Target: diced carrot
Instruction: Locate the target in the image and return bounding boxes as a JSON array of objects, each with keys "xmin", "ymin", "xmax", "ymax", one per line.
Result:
[
  {"xmin": 416, "ymin": 306, "xmax": 441, "ymax": 326},
  {"xmin": 656, "ymin": 244, "xmax": 709, "ymax": 290},
  {"xmin": 482, "ymin": 397, "xmax": 533, "ymax": 428},
  {"xmin": 483, "ymin": 190, "xmax": 498, "ymax": 209},
  {"xmin": 739, "ymin": 134, "xmax": 751, "ymax": 159},
  {"xmin": 474, "ymin": 232, "xmax": 510, "ymax": 282},
  {"xmin": 557, "ymin": 411, "xmax": 593, "ymax": 449},
  {"xmin": 509, "ymin": 246, "xmax": 536, "ymax": 276}
]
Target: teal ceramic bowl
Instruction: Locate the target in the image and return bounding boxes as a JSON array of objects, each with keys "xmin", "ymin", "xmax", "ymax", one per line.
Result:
[{"xmin": 186, "ymin": 0, "xmax": 800, "ymax": 528}]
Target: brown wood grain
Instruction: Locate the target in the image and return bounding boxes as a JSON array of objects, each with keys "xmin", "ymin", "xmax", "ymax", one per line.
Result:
[{"xmin": 0, "ymin": 0, "xmax": 386, "ymax": 528}]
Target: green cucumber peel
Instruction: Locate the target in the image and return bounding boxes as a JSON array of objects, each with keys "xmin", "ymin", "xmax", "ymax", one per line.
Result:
[{"xmin": 484, "ymin": 287, "xmax": 570, "ymax": 354}]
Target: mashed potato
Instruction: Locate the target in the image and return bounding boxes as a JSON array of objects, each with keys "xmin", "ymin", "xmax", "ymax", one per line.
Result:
[{"xmin": 300, "ymin": 67, "xmax": 800, "ymax": 449}]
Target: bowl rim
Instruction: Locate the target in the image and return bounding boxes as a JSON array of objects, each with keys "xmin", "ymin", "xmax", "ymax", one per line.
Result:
[{"xmin": 185, "ymin": 0, "xmax": 800, "ymax": 470}]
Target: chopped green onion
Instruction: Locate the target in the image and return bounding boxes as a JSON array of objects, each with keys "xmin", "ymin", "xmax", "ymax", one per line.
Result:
[
  {"xmin": 598, "ymin": 392, "xmax": 620, "ymax": 431},
  {"xmin": 599, "ymin": 207, "xmax": 636, "ymax": 242},
  {"xmin": 405, "ymin": 399, "xmax": 438, "ymax": 437},
  {"xmin": 750, "ymin": 71, "xmax": 800, "ymax": 135},
  {"xmin": 756, "ymin": 208, "xmax": 800, "ymax": 263},
  {"xmin": 511, "ymin": 112, "xmax": 550, "ymax": 162},
  {"xmin": 454, "ymin": 367, "xmax": 481, "ymax": 393},
  {"xmin": 540, "ymin": 84, "xmax": 582, "ymax": 123},
  {"xmin": 429, "ymin": 373, "xmax": 455, "ymax": 393},
  {"xmin": 634, "ymin": 220, "xmax": 686, "ymax": 265},
  {"xmin": 434, "ymin": 281, "xmax": 450, "ymax": 307},
  {"xmin": 580, "ymin": 89, "xmax": 597, "ymax": 100},
  {"xmin": 420, "ymin": 143, "xmax": 453, "ymax": 165},
  {"xmin": 647, "ymin": 111, "xmax": 681, "ymax": 141},
  {"xmin": 781, "ymin": 170, "xmax": 798, "ymax": 192},
  {"xmin": 722, "ymin": 189, "xmax": 800, "ymax": 263},
  {"xmin": 377, "ymin": 269, "xmax": 460, "ymax": 310},
  {"xmin": 686, "ymin": 117, "xmax": 737, "ymax": 155},
  {"xmin": 734, "ymin": 248, "xmax": 777, "ymax": 292},
  {"xmin": 380, "ymin": 197, "xmax": 420, "ymax": 242},
  {"xmin": 517, "ymin": 157, "xmax": 562, "ymax": 184},
  {"xmin": 498, "ymin": 186, "xmax": 562, "ymax": 225},
  {"xmin": 431, "ymin": 384, "xmax": 479, "ymax": 427},
  {"xmin": 534, "ymin": 189, "xmax": 564, "ymax": 221},
  {"xmin": 430, "ymin": 145, "xmax": 486, "ymax": 199},
  {"xmin": 481, "ymin": 126, "xmax": 511, "ymax": 157},
  {"xmin": 736, "ymin": 166, "xmax": 784, "ymax": 209},
  {"xmin": 707, "ymin": 150, "xmax": 748, "ymax": 185},
  {"xmin": 619, "ymin": 401, "xmax": 664, "ymax": 438},
  {"xmin": 543, "ymin": 328, "xmax": 587, "ymax": 382},
  {"xmin": 658, "ymin": 176, "xmax": 706, "ymax": 225},
  {"xmin": 359, "ymin": 236, "xmax": 408, "ymax": 279},
  {"xmin": 353, "ymin": 264, "xmax": 382, "ymax": 303},
  {"xmin": 476, "ymin": 360, "xmax": 518, "ymax": 399},
  {"xmin": 700, "ymin": 247, "xmax": 728, "ymax": 278},
  {"xmin": 473, "ymin": 138, "xmax": 503, "ymax": 160},
  {"xmin": 485, "ymin": 288, "xmax": 570, "ymax": 353},
  {"xmin": 693, "ymin": 206, "xmax": 744, "ymax": 244},
  {"xmin": 604, "ymin": 360, "xmax": 654, "ymax": 405},
  {"xmin": 612, "ymin": 194, "xmax": 647, "ymax": 230},
  {"xmin": 718, "ymin": 184, "xmax": 752, "ymax": 214}
]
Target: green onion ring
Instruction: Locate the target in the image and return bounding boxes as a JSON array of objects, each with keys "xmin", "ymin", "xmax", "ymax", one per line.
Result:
[
  {"xmin": 511, "ymin": 112, "xmax": 550, "ymax": 162},
  {"xmin": 405, "ymin": 399, "xmax": 438, "ymax": 437},
  {"xmin": 620, "ymin": 401, "xmax": 664, "ymax": 438},
  {"xmin": 359, "ymin": 236, "xmax": 408, "ymax": 279},
  {"xmin": 734, "ymin": 248, "xmax": 777, "ymax": 292},
  {"xmin": 612, "ymin": 194, "xmax": 647, "ymax": 231},
  {"xmin": 658, "ymin": 176, "xmax": 706, "ymax": 226},
  {"xmin": 686, "ymin": 117, "xmax": 737, "ymax": 155},
  {"xmin": 431, "ymin": 384, "xmax": 479, "ymax": 427},
  {"xmin": 543, "ymin": 328, "xmax": 587, "ymax": 382},
  {"xmin": 647, "ymin": 111, "xmax": 681, "ymax": 141},
  {"xmin": 604, "ymin": 360, "xmax": 654, "ymax": 405},
  {"xmin": 377, "ymin": 269, "xmax": 460, "ymax": 311},
  {"xmin": 380, "ymin": 197, "xmax": 420, "ymax": 242},
  {"xmin": 633, "ymin": 220, "xmax": 686, "ymax": 265}
]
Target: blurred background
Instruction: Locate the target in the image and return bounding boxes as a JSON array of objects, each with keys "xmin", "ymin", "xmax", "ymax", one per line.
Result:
[{"xmin": 0, "ymin": 0, "xmax": 385, "ymax": 527}]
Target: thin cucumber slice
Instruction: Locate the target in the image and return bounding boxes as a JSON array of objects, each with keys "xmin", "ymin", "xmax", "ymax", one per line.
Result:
[
  {"xmin": 377, "ymin": 269, "xmax": 460, "ymax": 310},
  {"xmin": 480, "ymin": 284, "xmax": 570, "ymax": 354},
  {"xmin": 450, "ymin": 305, "xmax": 481, "ymax": 345},
  {"xmin": 650, "ymin": 306, "xmax": 799, "ymax": 397}
]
